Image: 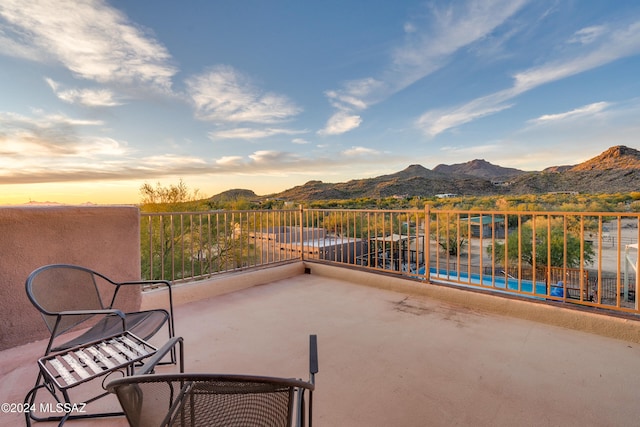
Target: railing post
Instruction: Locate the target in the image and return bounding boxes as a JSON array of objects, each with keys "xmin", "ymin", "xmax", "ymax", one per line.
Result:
[
  {"xmin": 299, "ymin": 204, "xmax": 305, "ymax": 261},
  {"xmin": 425, "ymin": 204, "xmax": 430, "ymax": 283}
]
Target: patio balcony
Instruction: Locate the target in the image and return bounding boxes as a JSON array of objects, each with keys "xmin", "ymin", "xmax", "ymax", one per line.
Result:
[{"xmin": 2, "ymin": 206, "xmax": 640, "ymax": 426}]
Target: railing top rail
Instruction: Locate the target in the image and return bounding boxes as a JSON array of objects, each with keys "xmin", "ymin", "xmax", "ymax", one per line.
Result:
[
  {"xmin": 427, "ymin": 208, "xmax": 640, "ymax": 217},
  {"xmin": 141, "ymin": 209, "xmax": 299, "ymax": 217},
  {"xmin": 140, "ymin": 207, "xmax": 640, "ymax": 217},
  {"xmin": 305, "ymin": 208, "xmax": 425, "ymax": 213}
]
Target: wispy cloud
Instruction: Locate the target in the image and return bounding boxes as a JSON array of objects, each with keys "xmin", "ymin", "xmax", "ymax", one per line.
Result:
[
  {"xmin": 568, "ymin": 25, "xmax": 606, "ymax": 45},
  {"xmin": 215, "ymin": 156, "xmax": 245, "ymax": 167},
  {"xmin": 0, "ymin": 103, "xmax": 399, "ymax": 185},
  {"xmin": 417, "ymin": 20, "xmax": 640, "ymax": 136},
  {"xmin": 324, "ymin": 78, "xmax": 383, "ymax": 112},
  {"xmin": 319, "ymin": 0, "xmax": 528, "ymax": 135},
  {"xmin": 0, "ymin": 28, "xmax": 41, "ymax": 61},
  {"xmin": 45, "ymin": 78, "xmax": 123, "ymax": 107},
  {"xmin": 342, "ymin": 146, "xmax": 382, "ymax": 156},
  {"xmin": 390, "ymin": 0, "xmax": 529, "ymax": 88},
  {"xmin": 0, "ymin": 109, "xmax": 214, "ymax": 183},
  {"xmin": 209, "ymin": 127, "xmax": 306, "ymax": 140},
  {"xmin": 249, "ymin": 150, "xmax": 302, "ymax": 165},
  {"xmin": 187, "ymin": 65, "xmax": 301, "ymax": 125},
  {"xmin": 139, "ymin": 154, "xmax": 207, "ymax": 168},
  {"xmin": 318, "ymin": 112, "xmax": 362, "ymax": 136},
  {"xmin": 0, "ymin": 0, "xmax": 176, "ymax": 90},
  {"xmin": 513, "ymin": 22, "xmax": 640, "ymax": 91},
  {"xmin": 0, "ymin": 111, "xmax": 121, "ymax": 158},
  {"xmin": 417, "ymin": 97, "xmax": 514, "ymax": 137},
  {"xmin": 529, "ymin": 102, "xmax": 610, "ymax": 124}
]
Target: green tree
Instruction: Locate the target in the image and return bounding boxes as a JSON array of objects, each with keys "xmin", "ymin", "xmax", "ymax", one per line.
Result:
[
  {"xmin": 139, "ymin": 178, "xmax": 202, "ymax": 212},
  {"xmin": 489, "ymin": 217, "xmax": 594, "ymax": 268},
  {"xmin": 430, "ymin": 213, "xmax": 468, "ymax": 256}
]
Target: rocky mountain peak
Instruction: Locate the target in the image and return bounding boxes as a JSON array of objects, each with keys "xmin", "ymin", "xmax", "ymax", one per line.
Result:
[
  {"xmin": 433, "ymin": 159, "xmax": 525, "ymax": 179},
  {"xmin": 570, "ymin": 145, "xmax": 640, "ymax": 171}
]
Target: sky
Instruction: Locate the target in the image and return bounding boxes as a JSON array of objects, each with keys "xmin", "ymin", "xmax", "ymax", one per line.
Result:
[{"xmin": 1, "ymin": 0, "xmax": 640, "ymax": 205}]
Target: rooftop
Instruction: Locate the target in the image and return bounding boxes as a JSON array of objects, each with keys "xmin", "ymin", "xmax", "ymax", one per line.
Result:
[{"xmin": 3, "ymin": 262, "xmax": 640, "ymax": 426}]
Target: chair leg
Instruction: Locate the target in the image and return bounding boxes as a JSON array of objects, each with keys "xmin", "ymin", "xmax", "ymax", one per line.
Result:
[
  {"xmin": 24, "ymin": 372, "xmax": 70, "ymax": 426},
  {"xmin": 24, "ymin": 370, "xmax": 125, "ymax": 425},
  {"xmin": 154, "ymin": 322, "xmax": 178, "ymax": 366},
  {"xmin": 24, "ymin": 371, "xmax": 45, "ymax": 427}
]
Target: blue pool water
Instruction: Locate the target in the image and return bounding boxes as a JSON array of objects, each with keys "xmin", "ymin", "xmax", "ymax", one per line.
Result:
[{"xmin": 417, "ymin": 267, "xmax": 551, "ymax": 297}]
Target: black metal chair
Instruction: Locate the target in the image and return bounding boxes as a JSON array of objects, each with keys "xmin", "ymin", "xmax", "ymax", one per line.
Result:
[
  {"xmin": 107, "ymin": 335, "xmax": 318, "ymax": 427},
  {"xmin": 24, "ymin": 263, "xmax": 176, "ymax": 425},
  {"xmin": 25, "ymin": 264, "xmax": 175, "ymax": 356}
]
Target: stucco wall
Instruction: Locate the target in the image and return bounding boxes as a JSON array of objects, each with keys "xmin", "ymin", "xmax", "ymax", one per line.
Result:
[{"xmin": 0, "ymin": 206, "xmax": 141, "ymax": 350}]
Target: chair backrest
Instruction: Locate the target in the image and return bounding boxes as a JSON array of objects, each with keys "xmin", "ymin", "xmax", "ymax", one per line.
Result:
[
  {"xmin": 26, "ymin": 264, "xmax": 106, "ymax": 335},
  {"xmin": 107, "ymin": 374, "xmax": 314, "ymax": 427}
]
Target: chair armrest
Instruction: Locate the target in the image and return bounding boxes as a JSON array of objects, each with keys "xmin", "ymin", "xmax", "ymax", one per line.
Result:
[
  {"xmin": 117, "ymin": 279, "xmax": 172, "ymax": 289},
  {"xmin": 111, "ymin": 280, "xmax": 173, "ymax": 310},
  {"xmin": 111, "ymin": 280, "xmax": 175, "ymax": 340},
  {"xmin": 136, "ymin": 337, "xmax": 184, "ymax": 375}
]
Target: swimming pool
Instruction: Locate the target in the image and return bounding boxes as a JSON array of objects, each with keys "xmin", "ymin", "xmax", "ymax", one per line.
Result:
[{"xmin": 417, "ymin": 267, "xmax": 553, "ymax": 298}]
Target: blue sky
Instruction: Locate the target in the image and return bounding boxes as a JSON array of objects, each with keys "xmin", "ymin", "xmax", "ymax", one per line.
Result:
[{"xmin": 1, "ymin": 0, "xmax": 640, "ymax": 204}]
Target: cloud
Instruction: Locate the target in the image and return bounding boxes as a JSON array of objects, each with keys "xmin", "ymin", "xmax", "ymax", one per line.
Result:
[
  {"xmin": 140, "ymin": 154, "xmax": 207, "ymax": 168},
  {"xmin": 249, "ymin": 150, "xmax": 302, "ymax": 165},
  {"xmin": 0, "ymin": 111, "xmax": 125, "ymax": 158},
  {"xmin": 45, "ymin": 78, "xmax": 123, "ymax": 107},
  {"xmin": 529, "ymin": 102, "xmax": 611, "ymax": 124},
  {"xmin": 292, "ymin": 138, "xmax": 310, "ymax": 145},
  {"xmin": 325, "ymin": 78, "xmax": 383, "ymax": 111},
  {"xmin": 209, "ymin": 127, "xmax": 306, "ymax": 140},
  {"xmin": 318, "ymin": 112, "xmax": 362, "ymax": 136},
  {"xmin": 0, "ymin": 107, "xmax": 389, "ymax": 185},
  {"xmin": 320, "ymin": 0, "xmax": 529, "ymax": 135},
  {"xmin": 568, "ymin": 25, "xmax": 606, "ymax": 45},
  {"xmin": 187, "ymin": 65, "xmax": 301, "ymax": 124},
  {"xmin": 0, "ymin": 110, "xmax": 214, "ymax": 184},
  {"xmin": 416, "ymin": 93, "xmax": 514, "ymax": 136},
  {"xmin": 391, "ymin": 0, "xmax": 528, "ymax": 87},
  {"xmin": 342, "ymin": 146, "xmax": 381, "ymax": 156},
  {"xmin": 0, "ymin": 0, "xmax": 176, "ymax": 90},
  {"xmin": 0, "ymin": 28, "xmax": 41, "ymax": 60},
  {"xmin": 513, "ymin": 23, "xmax": 640, "ymax": 92},
  {"xmin": 417, "ymin": 19, "xmax": 640, "ymax": 136},
  {"xmin": 0, "ymin": 153, "xmax": 210, "ymax": 184},
  {"xmin": 404, "ymin": 22, "xmax": 417, "ymax": 34},
  {"xmin": 215, "ymin": 156, "xmax": 244, "ymax": 167}
]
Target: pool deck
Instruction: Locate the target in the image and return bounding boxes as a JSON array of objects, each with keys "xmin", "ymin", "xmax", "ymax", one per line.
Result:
[{"xmin": 3, "ymin": 263, "xmax": 640, "ymax": 426}]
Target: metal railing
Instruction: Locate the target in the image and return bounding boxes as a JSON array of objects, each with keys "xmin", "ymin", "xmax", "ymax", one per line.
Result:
[
  {"xmin": 141, "ymin": 209, "xmax": 302, "ymax": 283},
  {"xmin": 141, "ymin": 207, "xmax": 640, "ymax": 314}
]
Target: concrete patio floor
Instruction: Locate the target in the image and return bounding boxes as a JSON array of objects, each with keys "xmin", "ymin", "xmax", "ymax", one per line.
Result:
[{"xmin": 3, "ymin": 263, "xmax": 640, "ymax": 426}]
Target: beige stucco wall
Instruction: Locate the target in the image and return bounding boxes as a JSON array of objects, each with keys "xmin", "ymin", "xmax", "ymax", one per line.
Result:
[{"xmin": 0, "ymin": 206, "xmax": 141, "ymax": 350}]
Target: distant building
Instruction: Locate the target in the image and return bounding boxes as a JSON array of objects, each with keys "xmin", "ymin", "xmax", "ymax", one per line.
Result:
[
  {"xmin": 250, "ymin": 227, "xmax": 362, "ymax": 263},
  {"xmin": 460, "ymin": 216, "xmax": 505, "ymax": 238}
]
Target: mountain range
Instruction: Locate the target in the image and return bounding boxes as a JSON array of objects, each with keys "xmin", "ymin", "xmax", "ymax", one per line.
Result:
[{"xmin": 211, "ymin": 145, "xmax": 640, "ymax": 202}]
